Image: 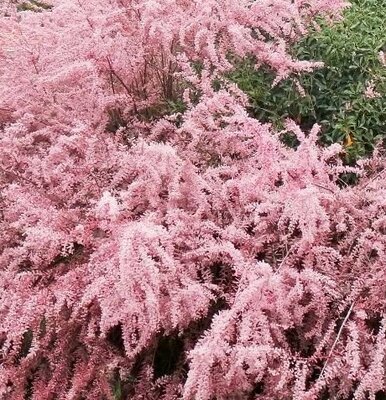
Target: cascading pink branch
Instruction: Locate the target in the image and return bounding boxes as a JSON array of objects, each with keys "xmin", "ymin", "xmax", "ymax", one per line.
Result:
[{"xmin": 3, "ymin": 1, "xmax": 386, "ymax": 400}]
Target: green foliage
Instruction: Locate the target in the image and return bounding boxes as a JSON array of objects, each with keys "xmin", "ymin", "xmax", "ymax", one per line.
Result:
[{"xmin": 230, "ymin": 0, "xmax": 386, "ymax": 162}]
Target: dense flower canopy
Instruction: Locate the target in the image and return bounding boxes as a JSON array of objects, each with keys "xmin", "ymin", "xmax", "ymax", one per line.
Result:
[{"xmin": 1, "ymin": 1, "xmax": 386, "ymax": 399}]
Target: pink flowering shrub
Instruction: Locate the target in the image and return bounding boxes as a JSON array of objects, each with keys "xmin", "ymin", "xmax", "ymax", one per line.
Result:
[{"xmin": 2, "ymin": 0, "xmax": 386, "ymax": 399}]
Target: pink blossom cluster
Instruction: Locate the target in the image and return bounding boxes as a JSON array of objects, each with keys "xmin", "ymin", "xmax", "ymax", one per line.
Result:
[
  {"xmin": 2, "ymin": 1, "xmax": 386, "ymax": 400},
  {"xmin": 364, "ymin": 80, "xmax": 381, "ymax": 99}
]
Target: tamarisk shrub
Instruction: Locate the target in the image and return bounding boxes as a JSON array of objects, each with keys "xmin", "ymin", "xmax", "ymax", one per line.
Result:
[{"xmin": 2, "ymin": 0, "xmax": 386, "ymax": 399}]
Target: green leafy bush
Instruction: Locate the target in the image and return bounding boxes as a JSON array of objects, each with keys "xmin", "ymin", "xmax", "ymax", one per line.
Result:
[{"xmin": 230, "ymin": 0, "xmax": 386, "ymax": 161}]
